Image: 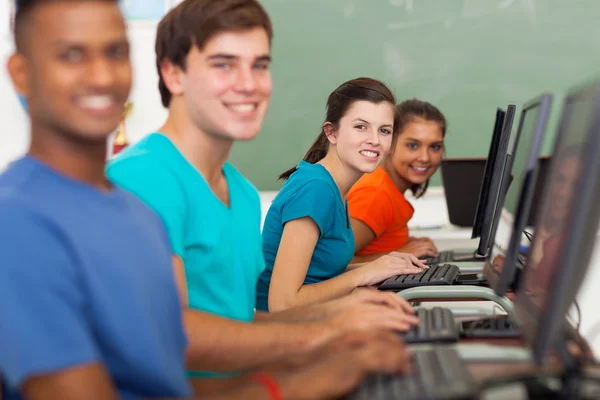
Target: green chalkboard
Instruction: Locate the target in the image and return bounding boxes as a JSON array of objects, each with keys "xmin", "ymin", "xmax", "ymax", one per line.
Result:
[{"xmin": 229, "ymin": 0, "xmax": 600, "ymax": 190}]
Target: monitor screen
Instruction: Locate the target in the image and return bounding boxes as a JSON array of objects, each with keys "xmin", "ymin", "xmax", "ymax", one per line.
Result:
[
  {"xmin": 515, "ymin": 81, "xmax": 600, "ymax": 365},
  {"xmin": 475, "ymin": 105, "xmax": 516, "ymax": 256},
  {"xmin": 483, "ymin": 95, "xmax": 552, "ymax": 295},
  {"xmin": 471, "ymin": 108, "xmax": 506, "ymax": 239}
]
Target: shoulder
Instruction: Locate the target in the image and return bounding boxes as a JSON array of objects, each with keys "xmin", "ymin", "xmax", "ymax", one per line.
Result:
[
  {"xmin": 107, "ymin": 136, "xmax": 187, "ymax": 206},
  {"xmin": 282, "ymin": 173, "xmax": 337, "ymax": 206}
]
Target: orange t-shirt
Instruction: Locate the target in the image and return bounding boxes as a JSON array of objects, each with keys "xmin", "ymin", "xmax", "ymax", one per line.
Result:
[{"xmin": 348, "ymin": 166, "xmax": 414, "ymax": 255}]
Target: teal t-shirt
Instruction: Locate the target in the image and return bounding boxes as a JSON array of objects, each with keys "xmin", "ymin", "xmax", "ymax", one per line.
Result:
[
  {"xmin": 256, "ymin": 161, "xmax": 355, "ymax": 311},
  {"xmin": 106, "ymin": 133, "xmax": 265, "ymax": 376}
]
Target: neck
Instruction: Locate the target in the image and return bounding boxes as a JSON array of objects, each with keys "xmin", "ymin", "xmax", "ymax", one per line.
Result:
[
  {"xmin": 318, "ymin": 151, "xmax": 363, "ymax": 200},
  {"xmin": 382, "ymin": 160, "xmax": 411, "ymax": 194},
  {"xmin": 28, "ymin": 122, "xmax": 110, "ymax": 190},
  {"xmin": 159, "ymin": 103, "xmax": 233, "ymax": 186}
]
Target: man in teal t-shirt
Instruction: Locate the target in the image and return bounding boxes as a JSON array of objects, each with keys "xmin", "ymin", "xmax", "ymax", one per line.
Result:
[
  {"xmin": 107, "ymin": 0, "xmax": 417, "ymax": 383},
  {"xmin": 108, "ymin": 133, "xmax": 264, "ymax": 324}
]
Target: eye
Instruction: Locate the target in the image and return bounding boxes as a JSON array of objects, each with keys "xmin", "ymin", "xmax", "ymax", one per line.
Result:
[
  {"xmin": 431, "ymin": 144, "xmax": 443, "ymax": 151},
  {"xmin": 406, "ymin": 143, "xmax": 418, "ymax": 150},
  {"xmin": 253, "ymin": 62, "xmax": 270, "ymax": 71},
  {"xmin": 213, "ymin": 63, "xmax": 232, "ymax": 70},
  {"xmin": 355, "ymin": 124, "xmax": 367, "ymax": 130},
  {"xmin": 108, "ymin": 45, "xmax": 129, "ymax": 61},
  {"xmin": 380, "ymin": 128, "xmax": 392, "ymax": 135},
  {"xmin": 61, "ymin": 48, "xmax": 84, "ymax": 63}
]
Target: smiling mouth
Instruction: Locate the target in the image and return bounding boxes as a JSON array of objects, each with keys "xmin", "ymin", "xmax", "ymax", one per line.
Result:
[
  {"xmin": 224, "ymin": 103, "xmax": 260, "ymax": 116},
  {"xmin": 410, "ymin": 165, "xmax": 430, "ymax": 173},
  {"xmin": 359, "ymin": 150, "xmax": 380, "ymax": 159},
  {"xmin": 77, "ymin": 95, "xmax": 118, "ymax": 114}
]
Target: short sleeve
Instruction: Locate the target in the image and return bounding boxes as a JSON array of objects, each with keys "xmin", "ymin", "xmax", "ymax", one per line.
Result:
[
  {"xmin": 281, "ymin": 180, "xmax": 335, "ymax": 236},
  {"xmin": 0, "ymin": 207, "xmax": 98, "ymax": 387},
  {"xmin": 107, "ymin": 156, "xmax": 186, "ymax": 257},
  {"xmin": 348, "ymin": 186, "xmax": 394, "ymax": 237}
]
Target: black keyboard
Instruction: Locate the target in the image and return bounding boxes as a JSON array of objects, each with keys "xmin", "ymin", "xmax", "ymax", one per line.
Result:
[
  {"xmin": 425, "ymin": 250, "xmax": 486, "ymax": 265},
  {"xmin": 379, "ymin": 264, "xmax": 460, "ymax": 291},
  {"xmin": 346, "ymin": 346, "xmax": 475, "ymax": 400},
  {"xmin": 401, "ymin": 307, "xmax": 458, "ymax": 344},
  {"xmin": 460, "ymin": 315, "xmax": 521, "ymax": 338},
  {"xmin": 426, "ymin": 250, "xmax": 455, "ymax": 264}
]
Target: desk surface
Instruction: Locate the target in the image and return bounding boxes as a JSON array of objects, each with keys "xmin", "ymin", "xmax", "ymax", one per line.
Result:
[{"xmin": 443, "ymin": 331, "xmax": 598, "ymax": 399}]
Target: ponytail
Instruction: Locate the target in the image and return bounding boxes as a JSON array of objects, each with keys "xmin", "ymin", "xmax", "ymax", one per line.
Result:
[{"xmin": 278, "ymin": 130, "xmax": 330, "ymax": 181}]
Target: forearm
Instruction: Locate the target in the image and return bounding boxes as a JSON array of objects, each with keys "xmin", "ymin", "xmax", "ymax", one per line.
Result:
[
  {"xmin": 271, "ymin": 270, "xmax": 361, "ymax": 311},
  {"xmin": 204, "ymin": 382, "xmax": 271, "ymax": 400},
  {"xmin": 183, "ymin": 309, "xmax": 333, "ymax": 372},
  {"xmin": 351, "ymin": 252, "xmax": 388, "ymax": 264},
  {"xmin": 255, "ymin": 299, "xmax": 342, "ymax": 323}
]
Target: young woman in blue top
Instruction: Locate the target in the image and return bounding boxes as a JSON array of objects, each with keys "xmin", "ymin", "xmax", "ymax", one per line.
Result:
[{"xmin": 257, "ymin": 78, "xmax": 428, "ymax": 312}]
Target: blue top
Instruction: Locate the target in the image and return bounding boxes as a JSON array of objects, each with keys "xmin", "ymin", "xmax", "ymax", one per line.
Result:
[
  {"xmin": 106, "ymin": 133, "xmax": 265, "ymax": 375},
  {"xmin": 256, "ymin": 161, "xmax": 355, "ymax": 311},
  {"xmin": 0, "ymin": 156, "xmax": 191, "ymax": 400}
]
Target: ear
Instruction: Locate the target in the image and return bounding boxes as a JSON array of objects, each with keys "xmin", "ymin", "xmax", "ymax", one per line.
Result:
[
  {"xmin": 160, "ymin": 59, "xmax": 185, "ymax": 99},
  {"xmin": 7, "ymin": 53, "xmax": 30, "ymax": 98},
  {"xmin": 323, "ymin": 122, "xmax": 337, "ymax": 145}
]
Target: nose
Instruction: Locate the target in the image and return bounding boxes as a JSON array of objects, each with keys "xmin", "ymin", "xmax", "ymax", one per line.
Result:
[
  {"xmin": 417, "ymin": 147, "xmax": 430, "ymax": 162},
  {"xmin": 88, "ymin": 57, "xmax": 115, "ymax": 88},
  {"xmin": 234, "ymin": 65, "xmax": 257, "ymax": 93},
  {"xmin": 366, "ymin": 128, "xmax": 381, "ymax": 146}
]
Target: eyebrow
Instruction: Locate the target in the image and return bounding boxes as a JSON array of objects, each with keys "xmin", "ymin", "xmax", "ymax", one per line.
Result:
[
  {"xmin": 206, "ymin": 53, "xmax": 272, "ymax": 63},
  {"xmin": 403, "ymin": 137, "xmax": 444, "ymax": 144},
  {"xmin": 352, "ymin": 118, "xmax": 392, "ymax": 127},
  {"xmin": 51, "ymin": 38, "xmax": 129, "ymax": 49}
]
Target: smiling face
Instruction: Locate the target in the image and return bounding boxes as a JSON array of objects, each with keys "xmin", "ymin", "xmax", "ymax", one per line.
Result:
[
  {"xmin": 386, "ymin": 118, "xmax": 445, "ymax": 191},
  {"xmin": 9, "ymin": 1, "xmax": 132, "ymax": 143},
  {"xmin": 326, "ymin": 100, "xmax": 395, "ymax": 174},
  {"xmin": 164, "ymin": 27, "xmax": 272, "ymax": 142}
]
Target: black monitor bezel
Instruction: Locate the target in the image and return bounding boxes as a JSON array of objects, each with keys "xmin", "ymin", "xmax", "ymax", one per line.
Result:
[
  {"xmin": 471, "ymin": 108, "xmax": 507, "ymax": 239},
  {"xmin": 486, "ymin": 94, "xmax": 552, "ymax": 296},
  {"xmin": 515, "ymin": 81, "xmax": 600, "ymax": 365},
  {"xmin": 475, "ymin": 105, "xmax": 516, "ymax": 256}
]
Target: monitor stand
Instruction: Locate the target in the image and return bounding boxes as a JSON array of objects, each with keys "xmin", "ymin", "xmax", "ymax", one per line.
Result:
[{"xmin": 482, "ymin": 331, "xmax": 600, "ymax": 399}]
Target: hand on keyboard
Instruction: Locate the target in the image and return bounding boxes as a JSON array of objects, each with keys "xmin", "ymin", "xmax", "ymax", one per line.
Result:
[
  {"xmin": 342, "ymin": 287, "xmax": 416, "ymax": 313},
  {"xmin": 354, "ymin": 252, "xmax": 428, "ymax": 287},
  {"xmin": 398, "ymin": 236, "xmax": 439, "ymax": 258},
  {"xmin": 328, "ymin": 302, "xmax": 419, "ymax": 334},
  {"xmin": 271, "ymin": 330, "xmax": 412, "ymax": 400}
]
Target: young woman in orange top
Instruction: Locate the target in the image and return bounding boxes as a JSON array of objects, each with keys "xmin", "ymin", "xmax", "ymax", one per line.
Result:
[{"xmin": 348, "ymin": 99, "xmax": 447, "ymax": 263}]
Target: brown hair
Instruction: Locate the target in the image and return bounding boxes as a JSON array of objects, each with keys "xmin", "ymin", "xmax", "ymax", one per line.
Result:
[
  {"xmin": 279, "ymin": 77, "xmax": 400, "ymax": 180},
  {"xmin": 395, "ymin": 98, "xmax": 447, "ymax": 198},
  {"xmin": 155, "ymin": 0, "xmax": 273, "ymax": 107}
]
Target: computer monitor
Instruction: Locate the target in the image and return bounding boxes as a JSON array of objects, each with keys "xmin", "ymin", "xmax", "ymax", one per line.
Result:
[
  {"xmin": 474, "ymin": 105, "xmax": 516, "ymax": 256},
  {"xmin": 483, "ymin": 94, "xmax": 552, "ymax": 295},
  {"xmin": 515, "ymin": 81, "xmax": 600, "ymax": 367},
  {"xmin": 471, "ymin": 107, "xmax": 507, "ymax": 237}
]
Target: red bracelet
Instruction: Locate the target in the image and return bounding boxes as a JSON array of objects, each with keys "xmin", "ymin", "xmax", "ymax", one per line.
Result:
[{"xmin": 251, "ymin": 372, "xmax": 283, "ymax": 400}]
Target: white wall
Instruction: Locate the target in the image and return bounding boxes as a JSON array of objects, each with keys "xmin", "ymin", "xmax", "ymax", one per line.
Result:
[{"xmin": 0, "ymin": 5, "xmax": 168, "ymax": 170}]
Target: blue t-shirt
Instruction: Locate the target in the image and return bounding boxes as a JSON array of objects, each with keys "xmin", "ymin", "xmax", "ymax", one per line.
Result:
[
  {"xmin": 256, "ymin": 161, "xmax": 355, "ymax": 311},
  {"xmin": 106, "ymin": 133, "xmax": 265, "ymax": 375},
  {"xmin": 0, "ymin": 156, "xmax": 191, "ymax": 400}
]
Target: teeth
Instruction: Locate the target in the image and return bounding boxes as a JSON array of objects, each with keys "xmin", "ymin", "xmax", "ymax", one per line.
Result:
[
  {"xmin": 79, "ymin": 95, "xmax": 114, "ymax": 110},
  {"xmin": 360, "ymin": 151, "xmax": 378, "ymax": 158},
  {"xmin": 411, "ymin": 166, "xmax": 428, "ymax": 172},
  {"xmin": 229, "ymin": 104, "xmax": 256, "ymax": 112}
]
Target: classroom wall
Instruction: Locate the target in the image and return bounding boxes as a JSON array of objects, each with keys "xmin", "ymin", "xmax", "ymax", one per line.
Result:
[
  {"xmin": 0, "ymin": 15, "xmax": 168, "ymax": 172},
  {"xmin": 4, "ymin": 1, "xmax": 600, "ymax": 189}
]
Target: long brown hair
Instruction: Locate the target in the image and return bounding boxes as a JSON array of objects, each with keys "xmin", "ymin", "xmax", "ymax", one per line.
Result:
[
  {"xmin": 279, "ymin": 77, "xmax": 400, "ymax": 180},
  {"xmin": 394, "ymin": 98, "xmax": 447, "ymax": 198}
]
